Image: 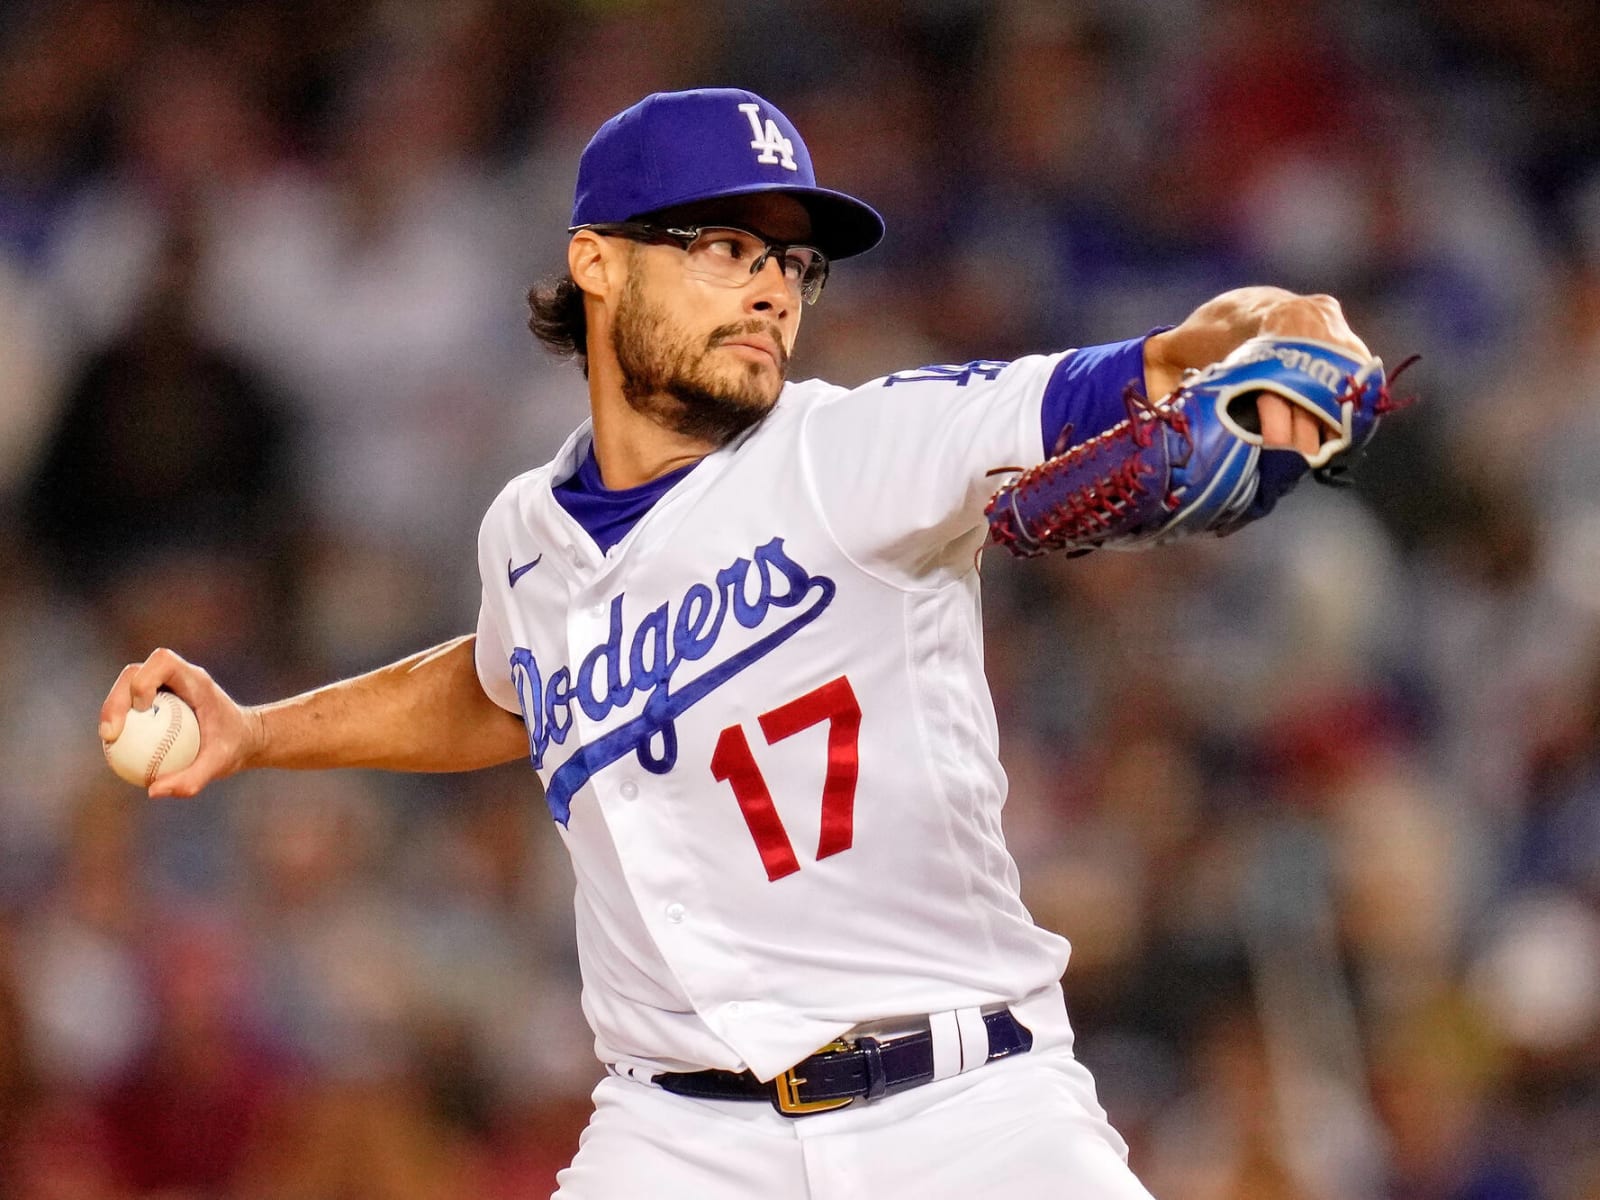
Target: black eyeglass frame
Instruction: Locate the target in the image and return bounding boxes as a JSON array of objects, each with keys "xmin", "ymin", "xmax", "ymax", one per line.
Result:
[{"xmin": 569, "ymin": 221, "xmax": 831, "ymax": 304}]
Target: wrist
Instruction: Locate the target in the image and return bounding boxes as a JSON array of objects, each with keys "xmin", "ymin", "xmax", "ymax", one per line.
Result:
[
  {"xmin": 1142, "ymin": 329, "xmax": 1184, "ymax": 401},
  {"xmin": 238, "ymin": 705, "xmax": 269, "ymax": 771}
]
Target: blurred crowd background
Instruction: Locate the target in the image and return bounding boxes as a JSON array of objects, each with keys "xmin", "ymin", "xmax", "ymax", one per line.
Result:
[{"xmin": 2, "ymin": 0, "xmax": 1599, "ymax": 1196}]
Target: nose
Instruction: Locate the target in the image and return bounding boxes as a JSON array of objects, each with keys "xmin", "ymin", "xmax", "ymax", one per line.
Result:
[{"xmin": 745, "ymin": 253, "xmax": 792, "ymax": 319}]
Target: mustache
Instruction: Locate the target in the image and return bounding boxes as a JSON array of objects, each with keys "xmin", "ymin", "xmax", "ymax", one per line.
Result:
[{"xmin": 708, "ymin": 321, "xmax": 790, "ymax": 374}]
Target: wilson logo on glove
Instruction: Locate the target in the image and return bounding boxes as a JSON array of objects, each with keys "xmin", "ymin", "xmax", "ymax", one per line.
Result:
[{"xmin": 983, "ymin": 337, "xmax": 1418, "ymax": 558}]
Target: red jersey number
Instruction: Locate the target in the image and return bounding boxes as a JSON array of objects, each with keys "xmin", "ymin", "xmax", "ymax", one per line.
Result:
[{"xmin": 710, "ymin": 675, "xmax": 861, "ymax": 881}]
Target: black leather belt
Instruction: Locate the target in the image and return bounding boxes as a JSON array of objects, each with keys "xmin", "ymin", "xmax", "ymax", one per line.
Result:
[{"xmin": 654, "ymin": 1009, "xmax": 1033, "ymax": 1117}]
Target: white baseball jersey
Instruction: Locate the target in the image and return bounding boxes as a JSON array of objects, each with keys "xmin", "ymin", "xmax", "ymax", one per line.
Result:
[{"xmin": 474, "ymin": 348, "xmax": 1136, "ymax": 1084}]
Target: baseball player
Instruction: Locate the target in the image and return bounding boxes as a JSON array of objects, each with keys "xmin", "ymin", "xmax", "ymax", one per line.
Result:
[{"xmin": 101, "ymin": 89, "xmax": 1393, "ymax": 1198}]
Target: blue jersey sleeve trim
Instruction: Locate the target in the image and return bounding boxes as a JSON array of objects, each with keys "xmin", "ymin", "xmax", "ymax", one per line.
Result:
[{"xmin": 1039, "ymin": 327, "xmax": 1173, "ymax": 459}]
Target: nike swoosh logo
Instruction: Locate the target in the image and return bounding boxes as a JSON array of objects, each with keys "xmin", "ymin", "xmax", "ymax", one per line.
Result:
[{"xmin": 508, "ymin": 555, "xmax": 543, "ymax": 588}]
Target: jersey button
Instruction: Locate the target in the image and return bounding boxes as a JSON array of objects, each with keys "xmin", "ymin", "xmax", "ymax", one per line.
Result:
[
  {"xmin": 664, "ymin": 902, "xmax": 686, "ymax": 924},
  {"xmin": 565, "ymin": 544, "xmax": 579, "ymax": 565},
  {"xmin": 619, "ymin": 780, "xmax": 639, "ymax": 800}
]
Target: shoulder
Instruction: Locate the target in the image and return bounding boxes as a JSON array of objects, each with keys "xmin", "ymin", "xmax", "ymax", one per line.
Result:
[
  {"xmin": 775, "ymin": 376, "xmax": 851, "ymax": 413},
  {"xmin": 483, "ymin": 461, "xmax": 555, "ymax": 516},
  {"xmin": 477, "ymin": 437, "xmax": 572, "ymax": 550},
  {"xmin": 789, "ymin": 355, "xmax": 1073, "ymax": 437},
  {"xmin": 484, "ymin": 420, "xmax": 591, "ymax": 513},
  {"xmin": 725, "ymin": 377, "xmax": 849, "ymax": 452}
]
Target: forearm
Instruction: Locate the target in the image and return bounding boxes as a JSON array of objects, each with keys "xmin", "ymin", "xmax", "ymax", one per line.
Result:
[{"xmin": 246, "ymin": 635, "xmax": 529, "ymax": 774}]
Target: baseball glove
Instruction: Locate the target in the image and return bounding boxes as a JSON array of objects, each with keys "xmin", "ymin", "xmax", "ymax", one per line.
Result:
[{"xmin": 984, "ymin": 336, "xmax": 1414, "ymax": 558}]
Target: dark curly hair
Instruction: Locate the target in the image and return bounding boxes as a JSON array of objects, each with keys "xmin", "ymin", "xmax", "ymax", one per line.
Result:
[{"xmin": 527, "ymin": 273, "xmax": 589, "ymax": 376}]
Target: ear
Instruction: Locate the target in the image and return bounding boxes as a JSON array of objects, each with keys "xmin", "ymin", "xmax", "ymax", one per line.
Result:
[{"xmin": 568, "ymin": 230, "xmax": 620, "ymax": 300}]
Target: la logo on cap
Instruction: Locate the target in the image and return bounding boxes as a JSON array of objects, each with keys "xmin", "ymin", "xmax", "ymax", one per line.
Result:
[{"xmin": 738, "ymin": 102, "xmax": 797, "ymax": 172}]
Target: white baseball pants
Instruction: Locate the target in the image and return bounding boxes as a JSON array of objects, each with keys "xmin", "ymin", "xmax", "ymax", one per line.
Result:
[{"xmin": 552, "ymin": 991, "xmax": 1156, "ymax": 1200}]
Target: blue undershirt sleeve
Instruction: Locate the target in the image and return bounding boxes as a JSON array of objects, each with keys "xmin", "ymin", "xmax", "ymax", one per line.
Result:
[{"xmin": 1038, "ymin": 327, "xmax": 1174, "ymax": 459}]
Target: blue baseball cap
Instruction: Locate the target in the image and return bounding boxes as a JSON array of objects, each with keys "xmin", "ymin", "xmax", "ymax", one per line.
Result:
[{"xmin": 570, "ymin": 88, "xmax": 885, "ymax": 260}]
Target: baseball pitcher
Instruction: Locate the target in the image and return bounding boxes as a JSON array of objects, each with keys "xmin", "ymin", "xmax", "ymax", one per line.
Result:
[{"xmin": 100, "ymin": 89, "xmax": 1407, "ymax": 1198}]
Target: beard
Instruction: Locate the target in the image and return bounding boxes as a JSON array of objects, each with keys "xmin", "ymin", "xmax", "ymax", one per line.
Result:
[{"xmin": 611, "ymin": 272, "xmax": 789, "ymax": 446}]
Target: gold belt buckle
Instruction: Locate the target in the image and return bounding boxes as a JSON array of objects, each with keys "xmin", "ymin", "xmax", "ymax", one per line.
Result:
[{"xmin": 772, "ymin": 1039, "xmax": 855, "ymax": 1116}]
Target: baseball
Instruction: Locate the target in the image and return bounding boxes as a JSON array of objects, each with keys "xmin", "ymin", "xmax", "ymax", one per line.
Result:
[{"xmin": 102, "ymin": 690, "xmax": 201, "ymax": 787}]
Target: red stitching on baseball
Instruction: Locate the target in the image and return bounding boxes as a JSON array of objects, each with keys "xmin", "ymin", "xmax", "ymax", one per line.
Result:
[{"xmin": 146, "ymin": 695, "xmax": 184, "ymax": 786}]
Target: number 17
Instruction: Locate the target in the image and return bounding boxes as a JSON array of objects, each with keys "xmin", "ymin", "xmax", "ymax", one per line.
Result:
[{"xmin": 710, "ymin": 675, "xmax": 861, "ymax": 882}]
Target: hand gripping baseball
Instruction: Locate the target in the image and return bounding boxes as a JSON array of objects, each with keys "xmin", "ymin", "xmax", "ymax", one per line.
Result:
[
  {"xmin": 99, "ymin": 648, "xmax": 262, "ymax": 798},
  {"xmin": 984, "ymin": 337, "xmax": 1415, "ymax": 558}
]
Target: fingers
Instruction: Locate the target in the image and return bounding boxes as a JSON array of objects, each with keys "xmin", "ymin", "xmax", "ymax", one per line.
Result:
[
  {"xmin": 98, "ymin": 663, "xmax": 143, "ymax": 741},
  {"xmin": 130, "ymin": 648, "xmax": 201, "ymax": 711},
  {"xmin": 99, "ymin": 647, "xmax": 201, "ymax": 741},
  {"xmin": 148, "ymin": 753, "xmax": 223, "ymax": 801},
  {"xmin": 1256, "ymin": 395, "xmax": 1331, "ymax": 458},
  {"xmin": 1291, "ymin": 405, "xmax": 1322, "ymax": 458},
  {"xmin": 1258, "ymin": 394, "xmax": 1292, "ymax": 449}
]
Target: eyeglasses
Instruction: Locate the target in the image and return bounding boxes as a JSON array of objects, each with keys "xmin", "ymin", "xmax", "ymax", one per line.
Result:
[{"xmin": 570, "ymin": 221, "xmax": 830, "ymax": 305}]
